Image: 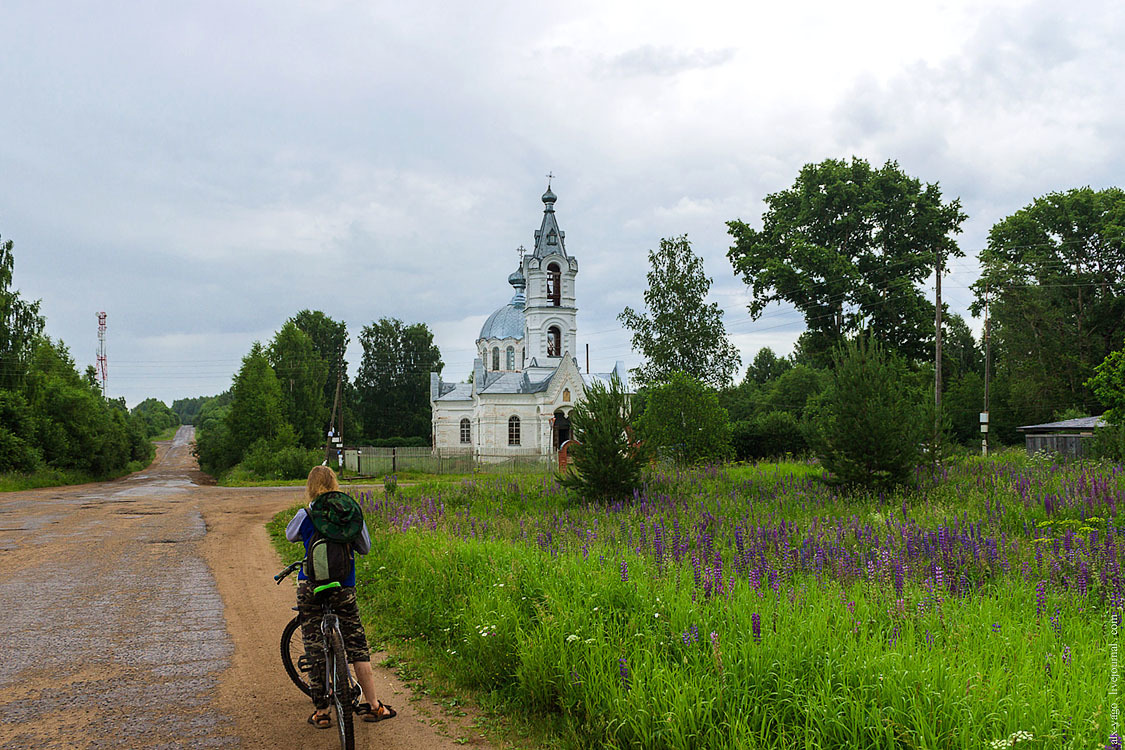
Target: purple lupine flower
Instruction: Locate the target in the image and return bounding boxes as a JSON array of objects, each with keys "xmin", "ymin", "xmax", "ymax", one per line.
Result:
[
  {"xmin": 991, "ymin": 622, "xmax": 1001, "ymax": 635},
  {"xmin": 1036, "ymin": 580, "xmax": 1047, "ymax": 618},
  {"xmin": 619, "ymin": 560, "xmax": 628, "ymax": 583},
  {"xmin": 752, "ymin": 613, "xmax": 761, "ymax": 643},
  {"xmin": 618, "ymin": 658, "xmax": 631, "ymax": 691},
  {"xmin": 1062, "ymin": 645, "xmax": 1071, "ymax": 664}
]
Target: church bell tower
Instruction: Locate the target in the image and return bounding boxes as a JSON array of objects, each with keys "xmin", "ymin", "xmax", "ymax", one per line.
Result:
[{"xmin": 522, "ymin": 183, "xmax": 578, "ymax": 365}]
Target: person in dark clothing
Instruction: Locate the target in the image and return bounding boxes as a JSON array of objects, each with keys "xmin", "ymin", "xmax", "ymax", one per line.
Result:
[{"xmin": 286, "ymin": 465, "xmax": 395, "ymax": 729}]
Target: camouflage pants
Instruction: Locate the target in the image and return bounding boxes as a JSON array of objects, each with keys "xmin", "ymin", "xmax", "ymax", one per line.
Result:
[{"xmin": 296, "ymin": 582, "xmax": 370, "ymax": 709}]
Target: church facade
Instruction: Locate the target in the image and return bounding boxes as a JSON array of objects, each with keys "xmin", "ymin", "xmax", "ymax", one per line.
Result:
[{"xmin": 430, "ymin": 186, "xmax": 629, "ymax": 456}]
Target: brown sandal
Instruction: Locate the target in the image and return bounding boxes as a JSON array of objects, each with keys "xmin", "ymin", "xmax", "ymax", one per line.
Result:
[{"xmin": 308, "ymin": 711, "xmax": 331, "ymax": 729}]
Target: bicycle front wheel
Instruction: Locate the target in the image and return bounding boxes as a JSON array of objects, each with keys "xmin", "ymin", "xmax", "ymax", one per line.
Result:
[
  {"xmin": 329, "ymin": 629, "xmax": 354, "ymax": 750},
  {"xmin": 280, "ymin": 616, "xmax": 312, "ymax": 697}
]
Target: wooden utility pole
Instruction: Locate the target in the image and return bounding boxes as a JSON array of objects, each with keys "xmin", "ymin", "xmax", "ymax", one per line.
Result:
[
  {"xmin": 934, "ymin": 251, "xmax": 943, "ymax": 467},
  {"xmin": 983, "ymin": 284, "xmax": 991, "ymax": 456},
  {"xmin": 325, "ymin": 346, "xmax": 344, "ymax": 466}
]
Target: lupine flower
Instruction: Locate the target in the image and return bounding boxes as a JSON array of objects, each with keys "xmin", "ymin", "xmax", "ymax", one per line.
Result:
[
  {"xmin": 751, "ymin": 613, "xmax": 761, "ymax": 643},
  {"xmin": 618, "ymin": 657, "xmax": 631, "ymax": 691},
  {"xmin": 619, "ymin": 560, "xmax": 628, "ymax": 583},
  {"xmin": 1036, "ymin": 580, "xmax": 1047, "ymax": 618}
]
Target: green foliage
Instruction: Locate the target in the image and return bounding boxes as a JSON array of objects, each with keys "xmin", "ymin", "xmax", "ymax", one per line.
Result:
[
  {"xmin": 268, "ymin": 321, "xmax": 329, "ymax": 448},
  {"xmin": 813, "ymin": 335, "xmax": 924, "ymax": 487},
  {"xmin": 1088, "ymin": 336, "xmax": 1125, "ymax": 425},
  {"xmin": 130, "ymin": 397, "xmax": 181, "ymax": 438},
  {"xmin": 290, "ymin": 309, "xmax": 349, "ymax": 433},
  {"xmin": 0, "ymin": 234, "xmax": 45, "ymax": 391},
  {"xmin": 745, "ymin": 347, "xmax": 791, "ymax": 384},
  {"xmin": 728, "ymin": 157, "xmax": 966, "ymax": 363},
  {"xmin": 558, "ymin": 375, "xmax": 647, "ymax": 503},
  {"xmin": 367, "ymin": 436, "xmax": 429, "ymax": 448},
  {"xmin": 356, "ymin": 318, "xmax": 443, "ymax": 441},
  {"xmin": 639, "ymin": 371, "xmax": 732, "ymax": 465},
  {"xmin": 0, "ymin": 390, "xmax": 40, "ymax": 472},
  {"xmin": 619, "ymin": 235, "xmax": 741, "ymax": 388},
  {"xmin": 730, "ymin": 411, "xmax": 807, "ymax": 461},
  {"xmin": 973, "ymin": 187, "xmax": 1125, "ymax": 424},
  {"xmin": 235, "ymin": 438, "xmax": 323, "ymax": 480},
  {"xmin": 719, "ymin": 363, "xmax": 828, "ymax": 424},
  {"xmin": 227, "ymin": 343, "xmax": 292, "ymax": 455}
]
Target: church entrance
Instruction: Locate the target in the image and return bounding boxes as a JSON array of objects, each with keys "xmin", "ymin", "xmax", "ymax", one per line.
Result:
[{"xmin": 553, "ymin": 410, "xmax": 571, "ymax": 451}]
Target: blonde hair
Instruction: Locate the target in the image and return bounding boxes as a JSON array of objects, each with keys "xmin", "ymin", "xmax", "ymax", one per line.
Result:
[{"xmin": 306, "ymin": 465, "xmax": 340, "ymax": 502}]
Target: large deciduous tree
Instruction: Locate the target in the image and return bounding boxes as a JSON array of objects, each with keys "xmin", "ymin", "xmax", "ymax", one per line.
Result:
[
  {"xmin": 971, "ymin": 187, "xmax": 1125, "ymax": 425},
  {"xmin": 268, "ymin": 322, "xmax": 329, "ymax": 448},
  {"xmin": 0, "ymin": 235, "xmax": 45, "ymax": 390},
  {"xmin": 727, "ymin": 157, "xmax": 966, "ymax": 364},
  {"xmin": 619, "ymin": 235, "xmax": 741, "ymax": 388},
  {"xmin": 355, "ymin": 318, "xmax": 443, "ymax": 441},
  {"xmin": 290, "ymin": 310, "xmax": 349, "ymax": 427},
  {"xmin": 225, "ymin": 342, "xmax": 291, "ymax": 459}
]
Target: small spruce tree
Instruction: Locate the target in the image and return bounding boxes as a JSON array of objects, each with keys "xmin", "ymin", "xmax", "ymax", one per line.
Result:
[
  {"xmin": 813, "ymin": 335, "xmax": 923, "ymax": 487},
  {"xmin": 559, "ymin": 375, "xmax": 647, "ymax": 503}
]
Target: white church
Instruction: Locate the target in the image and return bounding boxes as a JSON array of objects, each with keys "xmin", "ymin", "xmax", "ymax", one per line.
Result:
[{"xmin": 430, "ymin": 185, "xmax": 630, "ymax": 456}]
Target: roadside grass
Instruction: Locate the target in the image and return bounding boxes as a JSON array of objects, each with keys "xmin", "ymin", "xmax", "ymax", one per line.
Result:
[
  {"xmin": 150, "ymin": 425, "xmax": 180, "ymax": 442},
  {"xmin": 270, "ymin": 452, "xmax": 1117, "ymax": 748},
  {"xmin": 0, "ymin": 458, "xmax": 151, "ymax": 492}
]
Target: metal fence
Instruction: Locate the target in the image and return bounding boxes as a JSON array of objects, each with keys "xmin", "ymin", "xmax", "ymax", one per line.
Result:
[{"xmin": 343, "ymin": 447, "xmax": 556, "ymax": 475}]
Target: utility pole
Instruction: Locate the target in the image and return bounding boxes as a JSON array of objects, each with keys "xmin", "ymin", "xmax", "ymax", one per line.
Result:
[
  {"xmin": 325, "ymin": 346, "xmax": 344, "ymax": 466},
  {"xmin": 934, "ymin": 251, "xmax": 943, "ymax": 468},
  {"xmin": 982, "ymin": 284, "xmax": 991, "ymax": 456}
]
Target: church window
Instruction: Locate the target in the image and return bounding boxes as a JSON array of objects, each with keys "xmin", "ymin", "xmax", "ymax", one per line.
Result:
[
  {"xmin": 522, "ymin": 348, "xmax": 526, "ymax": 367},
  {"xmin": 492, "ymin": 347, "xmax": 500, "ymax": 371},
  {"xmin": 506, "ymin": 346, "xmax": 515, "ymax": 370},
  {"xmin": 547, "ymin": 326, "xmax": 561, "ymax": 357},
  {"xmin": 563, "ymin": 388, "xmax": 571, "ymax": 402},
  {"xmin": 547, "ymin": 230, "xmax": 558, "ymax": 245},
  {"xmin": 460, "ymin": 418, "xmax": 471, "ymax": 444},
  {"xmin": 547, "ymin": 262, "xmax": 561, "ymax": 306},
  {"xmin": 508, "ymin": 415, "xmax": 521, "ymax": 446}
]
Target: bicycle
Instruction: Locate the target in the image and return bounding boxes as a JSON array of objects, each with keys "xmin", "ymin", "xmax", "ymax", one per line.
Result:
[{"xmin": 275, "ymin": 560, "xmax": 358, "ymax": 750}]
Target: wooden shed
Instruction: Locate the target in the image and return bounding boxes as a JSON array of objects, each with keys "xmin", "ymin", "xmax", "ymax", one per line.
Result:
[{"xmin": 1016, "ymin": 416, "xmax": 1106, "ymax": 458}]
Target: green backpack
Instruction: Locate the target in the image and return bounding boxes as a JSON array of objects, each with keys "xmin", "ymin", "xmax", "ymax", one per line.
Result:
[{"xmin": 303, "ymin": 491, "xmax": 364, "ymax": 593}]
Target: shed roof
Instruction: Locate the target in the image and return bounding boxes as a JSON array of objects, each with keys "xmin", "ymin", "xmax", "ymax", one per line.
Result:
[{"xmin": 1016, "ymin": 416, "xmax": 1106, "ymax": 432}]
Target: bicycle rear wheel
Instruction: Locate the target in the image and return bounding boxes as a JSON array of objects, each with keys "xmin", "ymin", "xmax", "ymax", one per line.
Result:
[
  {"xmin": 280, "ymin": 616, "xmax": 312, "ymax": 697},
  {"xmin": 329, "ymin": 629, "xmax": 354, "ymax": 750}
]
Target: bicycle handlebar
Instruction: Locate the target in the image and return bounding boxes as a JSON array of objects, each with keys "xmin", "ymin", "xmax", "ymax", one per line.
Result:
[{"xmin": 274, "ymin": 560, "xmax": 302, "ymax": 583}]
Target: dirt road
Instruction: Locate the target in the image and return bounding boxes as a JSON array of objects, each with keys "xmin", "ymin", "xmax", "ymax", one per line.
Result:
[{"xmin": 0, "ymin": 427, "xmax": 492, "ymax": 749}]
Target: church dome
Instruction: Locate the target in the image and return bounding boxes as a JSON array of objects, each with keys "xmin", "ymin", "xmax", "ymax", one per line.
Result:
[{"xmin": 478, "ymin": 303, "xmax": 525, "ymax": 342}]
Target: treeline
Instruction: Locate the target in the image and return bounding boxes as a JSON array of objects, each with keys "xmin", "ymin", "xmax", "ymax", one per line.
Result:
[
  {"xmin": 191, "ymin": 312, "xmax": 441, "ymax": 480},
  {"xmin": 597, "ymin": 162, "xmax": 1125, "ymax": 491},
  {"xmin": 0, "ymin": 236, "xmax": 157, "ymax": 478}
]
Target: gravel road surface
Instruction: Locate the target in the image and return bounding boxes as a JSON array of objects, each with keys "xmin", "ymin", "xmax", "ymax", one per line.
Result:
[{"xmin": 0, "ymin": 427, "xmax": 493, "ymax": 750}]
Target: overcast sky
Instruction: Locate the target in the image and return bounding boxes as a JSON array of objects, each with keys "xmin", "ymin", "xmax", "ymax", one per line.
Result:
[{"xmin": 2, "ymin": 0, "xmax": 1122, "ymax": 407}]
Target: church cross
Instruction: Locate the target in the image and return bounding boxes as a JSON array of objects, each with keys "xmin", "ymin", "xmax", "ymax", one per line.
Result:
[
  {"xmin": 517, "ymin": 245, "xmax": 526, "ymax": 261},
  {"xmin": 546, "ymin": 171, "xmax": 555, "ymax": 187}
]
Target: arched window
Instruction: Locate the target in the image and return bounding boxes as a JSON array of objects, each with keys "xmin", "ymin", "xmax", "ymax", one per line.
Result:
[
  {"xmin": 547, "ymin": 326, "xmax": 561, "ymax": 357},
  {"xmin": 547, "ymin": 262, "xmax": 561, "ymax": 306},
  {"xmin": 522, "ymin": 348, "xmax": 526, "ymax": 367},
  {"xmin": 460, "ymin": 418, "xmax": 471, "ymax": 444},
  {"xmin": 562, "ymin": 388, "xmax": 571, "ymax": 402},
  {"xmin": 506, "ymin": 346, "xmax": 515, "ymax": 370},
  {"xmin": 492, "ymin": 347, "xmax": 500, "ymax": 371},
  {"xmin": 508, "ymin": 415, "xmax": 521, "ymax": 446}
]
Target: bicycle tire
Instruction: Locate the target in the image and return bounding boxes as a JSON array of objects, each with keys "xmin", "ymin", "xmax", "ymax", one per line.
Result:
[
  {"xmin": 280, "ymin": 616, "xmax": 313, "ymax": 697},
  {"xmin": 329, "ymin": 628, "xmax": 355, "ymax": 750}
]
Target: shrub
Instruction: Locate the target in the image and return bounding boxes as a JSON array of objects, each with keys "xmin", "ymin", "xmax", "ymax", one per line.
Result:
[
  {"xmin": 639, "ymin": 372, "xmax": 732, "ymax": 466},
  {"xmin": 730, "ymin": 411, "xmax": 806, "ymax": 461}
]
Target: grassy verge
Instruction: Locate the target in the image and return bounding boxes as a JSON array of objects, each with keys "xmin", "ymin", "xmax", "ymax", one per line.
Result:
[
  {"xmin": 0, "ymin": 458, "xmax": 152, "ymax": 492},
  {"xmin": 150, "ymin": 425, "xmax": 181, "ymax": 441}
]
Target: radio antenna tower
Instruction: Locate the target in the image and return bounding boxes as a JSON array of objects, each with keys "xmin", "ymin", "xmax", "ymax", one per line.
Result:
[{"xmin": 96, "ymin": 312, "xmax": 108, "ymax": 397}]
